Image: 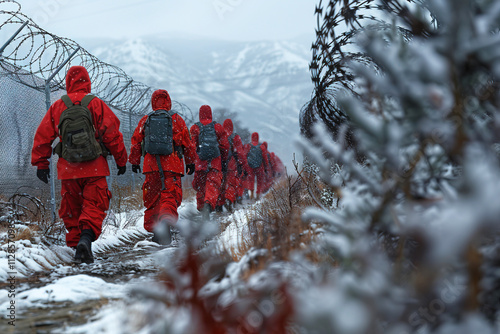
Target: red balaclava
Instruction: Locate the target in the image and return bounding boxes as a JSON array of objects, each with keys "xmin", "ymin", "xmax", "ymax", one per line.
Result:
[
  {"xmin": 199, "ymin": 105, "xmax": 213, "ymax": 124},
  {"xmin": 234, "ymin": 134, "xmax": 243, "ymax": 148},
  {"xmin": 251, "ymin": 132, "xmax": 259, "ymax": 146},
  {"xmin": 223, "ymin": 119, "xmax": 234, "ymax": 136},
  {"xmin": 66, "ymin": 66, "xmax": 91, "ymax": 94},
  {"xmin": 151, "ymin": 89, "xmax": 172, "ymax": 111}
]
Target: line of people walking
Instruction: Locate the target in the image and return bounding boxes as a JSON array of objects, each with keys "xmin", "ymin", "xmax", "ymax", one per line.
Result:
[{"xmin": 31, "ymin": 66, "xmax": 284, "ymax": 264}]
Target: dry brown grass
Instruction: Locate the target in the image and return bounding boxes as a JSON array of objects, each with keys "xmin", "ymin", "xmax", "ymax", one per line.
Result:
[
  {"xmin": 103, "ymin": 183, "xmax": 144, "ymax": 230},
  {"xmin": 11, "ymin": 225, "xmax": 37, "ymax": 242},
  {"xmin": 219, "ymin": 171, "xmax": 333, "ymax": 278},
  {"xmin": 0, "ymin": 192, "xmax": 67, "ymax": 245}
]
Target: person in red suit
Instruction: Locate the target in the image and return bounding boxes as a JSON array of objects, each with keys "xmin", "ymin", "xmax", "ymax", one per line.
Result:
[
  {"xmin": 233, "ymin": 134, "xmax": 246, "ymax": 204},
  {"xmin": 244, "ymin": 132, "xmax": 268, "ymax": 200},
  {"xmin": 261, "ymin": 141, "xmax": 273, "ymax": 192},
  {"xmin": 190, "ymin": 105, "xmax": 228, "ymax": 218},
  {"xmin": 129, "ymin": 89, "xmax": 195, "ymax": 244},
  {"xmin": 271, "ymin": 152, "xmax": 285, "ymax": 179},
  {"xmin": 220, "ymin": 119, "xmax": 245, "ymax": 211},
  {"xmin": 31, "ymin": 66, "xmax": 128, "ymax": 263}
]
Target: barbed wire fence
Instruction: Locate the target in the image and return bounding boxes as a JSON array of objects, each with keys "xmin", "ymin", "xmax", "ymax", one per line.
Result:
[
  {"xmin": 300, "ymin": 0, "xmax": 431, "ymax": 141},
  {"xmin": 0, "ymin": 0, "xmax": 194, "ymax": 221}
]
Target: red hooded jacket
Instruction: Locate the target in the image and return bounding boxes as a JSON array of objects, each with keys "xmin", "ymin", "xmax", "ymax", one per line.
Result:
[
  {"xmin": 271, "ymin": 152, "xmax": 285, "ymax": 176},
  {"xmin": 190, "ymin": 105, "xmax": 228, "ymax": 172},
  {"xmin": 233, "ymin": 134, "xmax": 245, "ymax": 165},
  {"xmin": 128, "ymin": 89, "xmax": 195, "ymax": 174},
  {"xmin": 244, "ymin": 132, "xmax": 267, "ymax": 170},
  {"xmin": 222, "ymin": 119, "xmax": 233, "ymax": 160},
  {"xmin": 262, "ymin": 141, "xmax": 272, "ymax": 173},
  {"xmin": 31, "ymin": 66, "xmax": 128, "ymax": 180},
  {"xmin": 223, "ymin": 120, "xmax": 247, "ymax": 170}
]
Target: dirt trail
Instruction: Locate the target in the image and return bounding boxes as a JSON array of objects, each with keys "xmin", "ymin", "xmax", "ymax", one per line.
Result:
[
  {"xmin": 0, "ymin": 202, "xmax": 239, "ymax": 333},
  {"xmin": 0, "ymin": 231, "xmax": 172, "ymax": 334}
]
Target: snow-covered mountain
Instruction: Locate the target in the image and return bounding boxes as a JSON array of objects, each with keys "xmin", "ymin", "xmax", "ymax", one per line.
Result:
[{"xmin": 89, "ymin": 37, "xmax": 313, "ymax": 168}]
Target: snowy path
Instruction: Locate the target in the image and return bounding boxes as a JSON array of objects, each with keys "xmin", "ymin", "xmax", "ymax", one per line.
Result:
[
  {"xmin": 0, "ymin": 227, "xmax": 173, "ymax": 333},
  {"xmin": 0, "ymin": 199, "xmax": 252, "ymax": 333}
]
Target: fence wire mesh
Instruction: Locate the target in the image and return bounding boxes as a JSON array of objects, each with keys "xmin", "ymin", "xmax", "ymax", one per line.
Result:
[{"xmin": 0, "ymin": 1, "xmax": 193, "ymax": 219}]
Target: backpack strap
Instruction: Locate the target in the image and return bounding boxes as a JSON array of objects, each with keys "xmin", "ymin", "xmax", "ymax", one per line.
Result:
[
  {"xmin": 61, "ymin": 95, "xmax": 73, "ymax": 108},
  {"xmin": 61, "ymin": 94, "xmax": 96, "ymax": 108},
  {"xmin": 81, "ymin": 94, "xmax": 96, "ymax": 107}
]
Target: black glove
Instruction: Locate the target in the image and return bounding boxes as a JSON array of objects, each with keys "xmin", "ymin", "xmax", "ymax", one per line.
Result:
[
  {"xmin": 37, "ymin": 168, "xmax": 50, "ymax": 184},
  {"xmin": 132, "ymin": 165, "xmax": 141, "ymax": 173},
  {"xmin": 117, "ymin": 165, "xmax": 127, "ymax": 175},
  {"xmin": 186, "ymin": 164, "xmax": 195, "ymax": 175}
]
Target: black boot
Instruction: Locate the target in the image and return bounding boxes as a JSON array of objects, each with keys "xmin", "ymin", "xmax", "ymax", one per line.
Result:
[
  {"xmin": 224, "ymin": 201, "xmax": 233, "ymax": 213},
  {"xmin": 215, "ymin": 205, "xmax": 223, "ymax": 213},
  {"xmin": 201, "ymin": 202, "xmax": 212, "ymax": 221},
  {"xmin": 74, "ymin": 229, "xmax": 95, "ymax": 264},
  {"xmin": 152, "ymin": 219, "xmax": 172, "ymax": 245}
]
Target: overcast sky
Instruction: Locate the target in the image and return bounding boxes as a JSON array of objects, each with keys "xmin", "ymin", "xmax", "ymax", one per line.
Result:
[{"xmin": 18, "ymin": 0, "xmax": 317, "ymax": 42}]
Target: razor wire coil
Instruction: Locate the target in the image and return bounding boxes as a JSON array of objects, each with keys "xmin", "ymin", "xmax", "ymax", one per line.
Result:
[
  {"xmin": 0, "ymin": 0, "xmax": 193, "ymax": 120},
  {"xmin": 301, "ymin": 0, "xmax": 431, "ymax": 137}
]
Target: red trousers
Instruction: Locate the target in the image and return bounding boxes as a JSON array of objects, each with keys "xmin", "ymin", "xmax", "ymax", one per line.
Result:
[
  {"xmin": 143, "ymin": 171, "xmax": 183, "ymax": 232},
  {"xmin": 245, "ymin": 166, "xmax": 266, "ymax": 195},
  {"xmin": 224, "ymin": 159, "xmax": 240, "ymax": 203},
  {"xmin": 192, "ymin": 169, "xmax": 223, "ymax": 211},
  {"xmin": 217, "ymin": 172, "xmax": 228, "ymax": 207},
  {"xmin": 59, "ymin": 177, "xmax": 111, "ymax": 247}
]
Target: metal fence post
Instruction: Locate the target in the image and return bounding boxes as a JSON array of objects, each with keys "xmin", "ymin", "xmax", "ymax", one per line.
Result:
[
  {"xmin": 128, "ymin": 88, "xmax": 150, "ymax": 188},
  {"xmin": 0, "ymin": 21, "xmax": 28, "ymax": 56},
  {"xmin": 44, "ymin": 47, "xmax": 81, "ymax": 222},
  {"xmin": 108, "ymin": 80, "xmax": 133, "ymax": 104}
]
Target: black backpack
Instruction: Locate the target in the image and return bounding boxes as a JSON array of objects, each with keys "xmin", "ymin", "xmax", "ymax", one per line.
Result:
[
  {"xmin": 142, "ymin": 110, "xmax": 176, "ymax": 156},
  {"xmin": 54, "ymin": 94, "xmax": 103, "ymax": 163},
  {"xmin": 196, "ymin": 122, "xmax": 221, "ymax": 161},
  {"xmin": 247, "ymin": 144, "xmax": 263, "ymax": 169}
]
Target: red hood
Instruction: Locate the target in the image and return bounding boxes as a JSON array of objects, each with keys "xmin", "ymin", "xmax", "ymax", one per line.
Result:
[
  {"xmin": 66, "ymin": 66, "xmax": 91, "ymax": 94},
  {"xmin": 263, "ymin": 141, "xmax": 268, "ymax": 149},
  {"xmin": 251, "ymin": 132, "xmax": 259, "ymax": 146},
  {"xmin": 151, "ymin": 89, "xmax": 172, "ymax": 111},
  {"xmin": 199, "ymin": 105, "xmax": 213, "ymax": 124},
  {"xmin": 234, "ymin": 134, "xmax": 243, "ymax": 149},
  {"xmin": 223, "ymin": 119, "xmax": 233, "ymax": 136}
]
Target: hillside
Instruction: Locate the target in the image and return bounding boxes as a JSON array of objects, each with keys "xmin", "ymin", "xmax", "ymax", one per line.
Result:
[{"xmin": 87, "ymin": 36, "xmax": 313, "ymax": 168}]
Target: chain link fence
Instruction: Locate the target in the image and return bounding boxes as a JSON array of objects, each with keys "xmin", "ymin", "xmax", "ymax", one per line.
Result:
[
  {"xmin": 0, "ymin": 66, "xmax": 145, "ymax": 210},
  {"xmin": 0, "ymin": 1, "xmax": 196, "ymax": 221}
]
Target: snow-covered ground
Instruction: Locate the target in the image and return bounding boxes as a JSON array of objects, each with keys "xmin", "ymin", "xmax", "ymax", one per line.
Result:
[{"xmin": 0, "ymin": 198, "xmax": 256, "ymax": 333}]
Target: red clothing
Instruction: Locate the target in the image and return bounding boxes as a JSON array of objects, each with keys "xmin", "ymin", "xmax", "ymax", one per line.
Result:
[
  {"xmin": 262, "ymin": 141, "xmax": 273, "ymax": 191},
  {"xmin": 31, "ymin": 66, "xmax": 128, "ymax": 179},
  {"xmin": 189, "ymin": 105, "xmax": 229, "ymax": 172},
  {"xmin": 128, "ymin": 90, "xmax": 195, "ymax": 174},
  {"xmin": 59, "ymin": 177, "xmax": 110, "ymax": 247},
  {"xmin": 224, "ymin": 157, "xmax": 240, "ymax": 202},
  {"xmin": 220, "ymin": 120, "xmax": 243, "ymax": 204},
  {"xmin": 233, "ymin": 135, "xmax": 245, "ymax": 198},
  {"xmin": 129, "ymin": 89, "xmax": 194, "ymax": 232},
  {"xmin": 244, "ymin": 132, "xmax": 267, "ymax": 195},
  {"xmin": 190, "ymin": 105, "xmax": 228, "ymax": 211},
  {"xmin": 31, "ymin": 66, "xmax": 126, "ymax": 247},
  {"xmin": 142, "ymin": 172, "xmax": 182, "ymax": 232},
  {"xmin": 193, "ymin": 169, "xmax": 223, "ymax": 211},
  {"xmin": 272, "ymin": 153, "xmax": 285, "ymax": 177}
]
